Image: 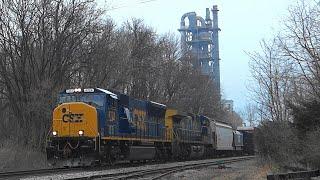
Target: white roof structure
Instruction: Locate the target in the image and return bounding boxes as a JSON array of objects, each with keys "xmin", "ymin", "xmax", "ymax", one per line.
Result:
[
  {"xmin": 96, "ymin": 88, "xmax": 118, "ymax": 99},
  {"xmin": 150, "ymin": 101, "xmax": 166, "ymax": 107}
]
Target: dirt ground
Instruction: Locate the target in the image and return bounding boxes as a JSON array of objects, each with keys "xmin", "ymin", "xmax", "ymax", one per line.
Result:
[{"xmin": 164, "ymin": 158, "xmax": 271, "ymax": 180}]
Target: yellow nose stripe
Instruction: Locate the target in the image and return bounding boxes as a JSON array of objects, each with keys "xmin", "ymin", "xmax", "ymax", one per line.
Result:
[{"xmin": 52, "ymin": 102, "xmax": 98, "ymax": 137}]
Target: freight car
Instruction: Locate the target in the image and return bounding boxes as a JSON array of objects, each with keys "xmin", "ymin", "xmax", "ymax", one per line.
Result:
[
  {"xmin": 46, "ymin": 88, "xmax": 252, "ymax": 167},
  {"xmin": 237, "ymin": 126, "xmax": 255, "ymax": 155},
  {"xmin": 210, "ymin": 121, "xmax": 243, "ymax": 156}
]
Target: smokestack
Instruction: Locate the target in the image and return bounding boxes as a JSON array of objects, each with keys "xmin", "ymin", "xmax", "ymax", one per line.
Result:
[
  {"xmin": 211, "ymin": 5, "xmax": 221, "ymax": 97},
  {"xmin": 205, "ymin": 8, "xmax": 210, "ymax": 21}
]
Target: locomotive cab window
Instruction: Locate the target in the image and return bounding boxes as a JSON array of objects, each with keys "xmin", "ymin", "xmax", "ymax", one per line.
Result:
[{"xmin": 58, "ymin": 93, "xmax": 105, "ymax": 108}]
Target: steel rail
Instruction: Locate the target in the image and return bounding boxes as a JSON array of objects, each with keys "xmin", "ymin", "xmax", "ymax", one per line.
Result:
[
  {"xmin": 0, "ymin": 160, "xmax": 173, "ymax": 179},
  {"xmin": 70, "ymin": 156, "xmax": 254, "ymax": 180},
  {"xmin": 0, "ymin": 159, "xmax": 182, "ymax": 179}
]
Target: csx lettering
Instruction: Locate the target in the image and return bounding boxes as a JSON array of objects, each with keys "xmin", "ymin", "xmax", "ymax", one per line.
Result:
[{"xmin": 62, "ymin": 113, "xmax": 84, "ymax": 123}]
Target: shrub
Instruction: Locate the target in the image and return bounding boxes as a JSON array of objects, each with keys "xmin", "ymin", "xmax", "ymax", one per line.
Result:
[
  {"xmin": 300, "ymin": 129, "xmax": 320, "ymax": 169},
  {"xmin": 255, "ymin": 121, "xmax": 302, "ymax": 168}
]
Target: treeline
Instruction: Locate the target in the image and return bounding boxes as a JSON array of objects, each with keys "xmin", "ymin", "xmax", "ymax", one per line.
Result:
[
  {"xmin": 0, "ymin": 0, "xmax": 224, "ymax": 148},
  {"xmin": 249, "ymin": 1, "xmax": 320, "ymax": 169}
]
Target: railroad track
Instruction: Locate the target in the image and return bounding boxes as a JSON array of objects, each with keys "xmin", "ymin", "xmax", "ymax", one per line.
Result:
[
  {"xmin": 0, "ymin": 162, "xmax": 136, "ymax": 179},
  {"xmin": 0, "ymin": 160, "xmax": 173, "ymax": 179},
  {"xmin": 0, "ymin": 167, "xmax": 84, "ymax": 179},
  {"xmin": 70, "ymin": 156, "xmax": 255, "ymax": 180},
  {"xmin": 1, "ymin": 156, "xmax": 254, "ymax": 179}
]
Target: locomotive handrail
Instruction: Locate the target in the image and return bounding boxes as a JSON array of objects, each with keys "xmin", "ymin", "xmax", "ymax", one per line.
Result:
[{"xmin": 172, "ymin": 129, "xmax": 180, "ymax": 141}]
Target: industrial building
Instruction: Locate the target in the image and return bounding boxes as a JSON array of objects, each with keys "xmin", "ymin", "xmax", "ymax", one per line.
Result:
[{"xmin": 178, "ymin": 5, "xmax": 221, "ymax": 96}]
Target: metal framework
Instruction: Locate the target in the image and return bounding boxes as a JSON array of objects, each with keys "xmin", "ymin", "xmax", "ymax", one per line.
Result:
[{"xmin": 178, "ymin": 5, "xmax": 221, "ymax": 96}]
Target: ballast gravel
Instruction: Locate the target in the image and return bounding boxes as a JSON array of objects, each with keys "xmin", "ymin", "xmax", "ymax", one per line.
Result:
[{"xmin": 21, "ymin": 156, "xmax": 254, "ymax": 180}]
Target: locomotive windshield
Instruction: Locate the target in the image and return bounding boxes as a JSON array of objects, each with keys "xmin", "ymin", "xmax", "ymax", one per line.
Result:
[{"xmin": 58, "ymin": 93, "xmax": 105, "ymax": 107}]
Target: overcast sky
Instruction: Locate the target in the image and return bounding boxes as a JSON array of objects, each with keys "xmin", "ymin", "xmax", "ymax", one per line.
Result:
[{"xmin": 97, "ymin": 0, "xmax": 301, "ymax": 112}]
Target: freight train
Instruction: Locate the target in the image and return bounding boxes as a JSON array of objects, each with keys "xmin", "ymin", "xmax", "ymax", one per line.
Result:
[{"xmin": 46, "ymin": 88, "xmax": 254, "ymax": 167}]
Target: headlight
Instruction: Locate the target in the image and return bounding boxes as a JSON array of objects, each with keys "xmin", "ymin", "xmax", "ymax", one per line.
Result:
[
  {"xmin": 52, "ymin": 131, "xmax": 57, "ymax": 136},
  {"xmin": 78, "ymin": 130, "xmax": 84, "ymax": 136}
]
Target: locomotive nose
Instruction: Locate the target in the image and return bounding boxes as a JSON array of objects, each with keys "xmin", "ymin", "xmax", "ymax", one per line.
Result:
[{"xmin": 52, "ymin": 102, "xmax": 98, "ymax": 138}]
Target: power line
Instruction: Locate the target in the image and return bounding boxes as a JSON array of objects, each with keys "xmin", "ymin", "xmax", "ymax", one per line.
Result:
[{"xmin": 107, "ymin": 0, "xmax": 159, "ymax": 11}]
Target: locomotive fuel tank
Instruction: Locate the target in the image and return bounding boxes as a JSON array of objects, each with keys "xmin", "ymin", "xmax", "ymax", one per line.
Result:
[{"xmin": 189, "ymin": 145, "xmax": 205, "ymax": 158}]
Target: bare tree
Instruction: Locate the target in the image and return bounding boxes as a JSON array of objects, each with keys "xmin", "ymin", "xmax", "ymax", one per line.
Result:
[
  {"xmin": 280, "ymin": 0, "xmax": 320, "ymax": 99},
  {"xmin": 0, "ymin": 0, "xmax": 103, "ymax": 147},
  {"xmin": 241, "ymin": 103, "xmax": 259, "ymax": 126},
  {"xmin": 0, "ymin": 1, "xmax": 223, "ymax": 149},
  {"xmin": 248, "ymin": 39, "xmax": 293, "ymax": 122},
  {"xmin": 248, "ymin": 0, "xmax": 320, "ymax": 169}
]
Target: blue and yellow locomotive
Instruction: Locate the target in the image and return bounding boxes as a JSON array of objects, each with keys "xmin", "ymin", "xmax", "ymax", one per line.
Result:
[
  {"xmin": 46, "ymin": 88, "xmax": 252, "ymax": 167},
  {"xmin": 46, "ymin": 88, "xmax": 172, "ymax": 166}
]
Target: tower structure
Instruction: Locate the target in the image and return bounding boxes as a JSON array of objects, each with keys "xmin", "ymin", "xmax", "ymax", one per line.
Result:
[{"xmin": 178, "ymin": 5, "xmax": 221, "ymax": 96}]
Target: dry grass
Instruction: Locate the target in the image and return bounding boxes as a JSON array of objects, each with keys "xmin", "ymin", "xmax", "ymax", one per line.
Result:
[{"xmin": 0, "ymin": 141, "xmax": 48, "ymax": 172}]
